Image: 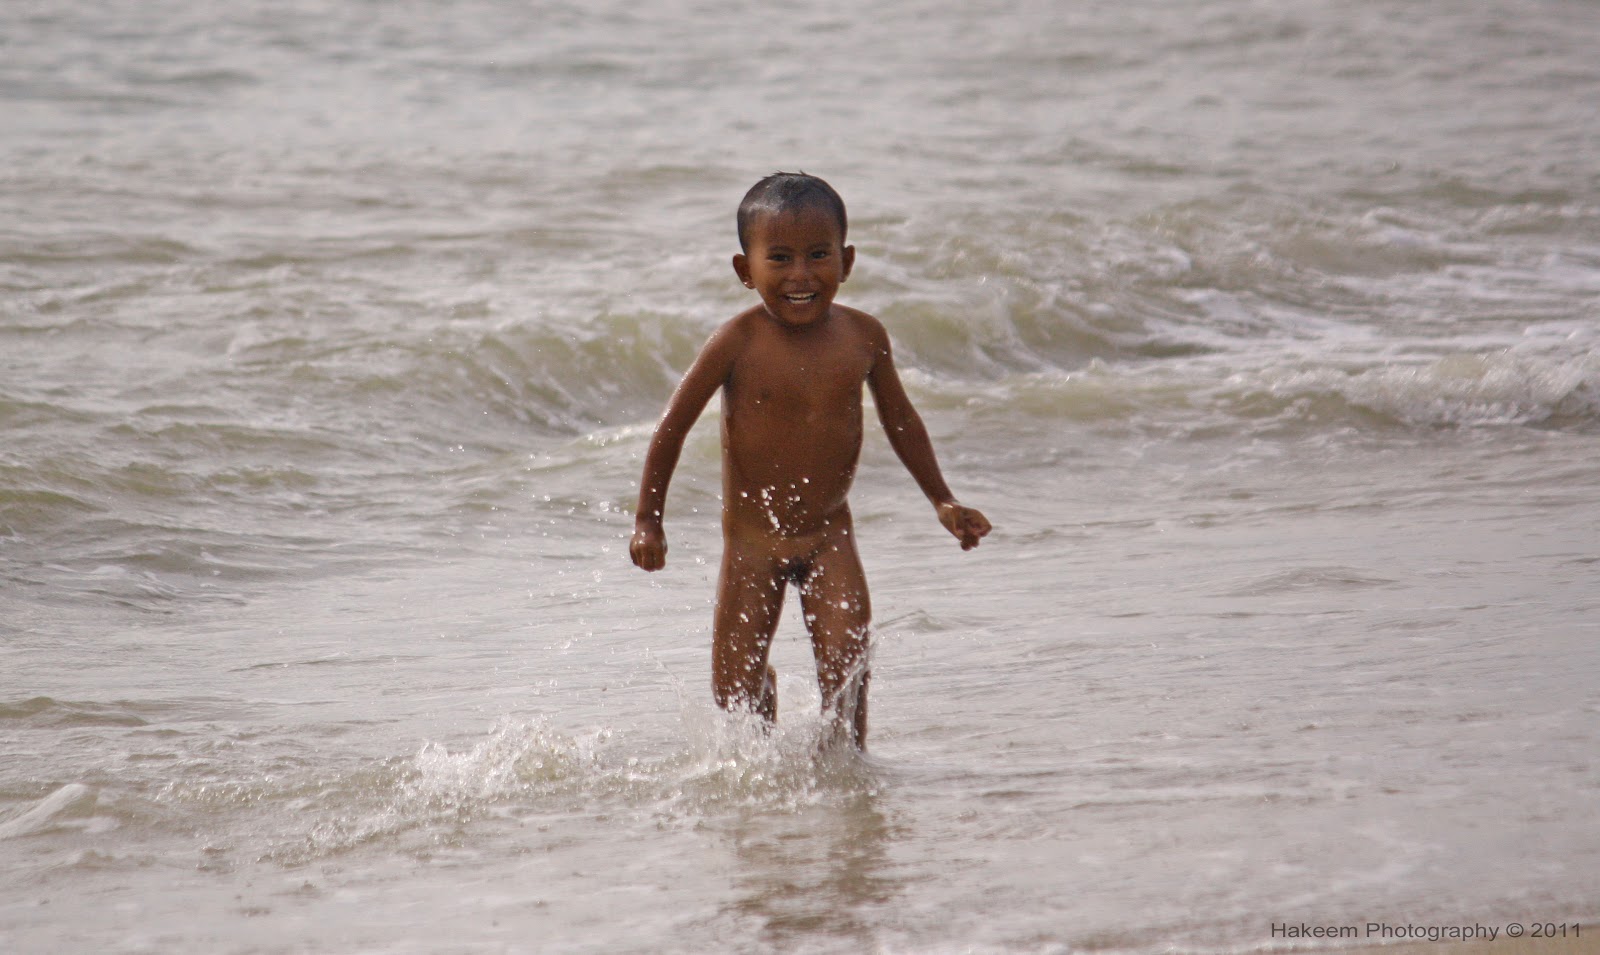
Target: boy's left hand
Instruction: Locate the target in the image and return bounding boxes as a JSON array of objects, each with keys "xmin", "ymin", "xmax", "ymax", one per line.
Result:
[
  {"xmin": 630, "ymin": 523, "xmax": 668, "ymax": 571},
  {"xmin": 937, "ymin": 502, "xmax": 992, "ymax": 551}
]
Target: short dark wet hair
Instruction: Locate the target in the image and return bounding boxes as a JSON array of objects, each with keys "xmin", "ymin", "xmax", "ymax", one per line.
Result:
[{"xmin": 736, "ymin": 172, "xmax": 848, "ymax": 252}]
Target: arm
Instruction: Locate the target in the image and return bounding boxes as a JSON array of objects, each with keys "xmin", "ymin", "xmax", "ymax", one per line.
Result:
[
  {"xmin": 630, "ymin": 324, "xmax": 739, "ymax": 571},
  {"xmin": 864, "ymin": 322, "xmax": 992, "ymax": 551}
]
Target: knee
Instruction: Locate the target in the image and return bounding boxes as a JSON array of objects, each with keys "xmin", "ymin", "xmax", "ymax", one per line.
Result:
[
  {"xmin": 713, "ymin": 652, "xmax": 761, "ymax": 687},
  {"xmin": 712, "ymin": 680, "xmax": 750, "ymax": 711},
  {"xmin": 816, "ymin": 645, "xmax": 871, "ymax": 690}
]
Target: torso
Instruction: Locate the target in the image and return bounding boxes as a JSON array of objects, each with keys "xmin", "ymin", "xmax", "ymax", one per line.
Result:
[{"xmin": 719, "ymin": 305, "xmax": 880, "ymax": 542}]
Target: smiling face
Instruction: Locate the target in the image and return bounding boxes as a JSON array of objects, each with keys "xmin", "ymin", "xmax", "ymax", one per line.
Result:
[{"xmin": 733, "ymin": 207, "xmax": 855, "ymax": 328}]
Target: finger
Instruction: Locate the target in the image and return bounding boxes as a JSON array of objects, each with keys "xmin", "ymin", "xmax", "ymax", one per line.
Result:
[{"xmin": 632, "ymin": 543, "xmax": 664, "ymax": 571}]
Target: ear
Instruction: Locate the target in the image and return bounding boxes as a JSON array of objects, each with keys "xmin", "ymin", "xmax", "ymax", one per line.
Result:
[
  {"xmin": 732, "ymin": 253, "xmax": 753, "ymax": 288},
  {"xmin": 840, "ymin": 244, "xmax": 856, "ymax": 282}
]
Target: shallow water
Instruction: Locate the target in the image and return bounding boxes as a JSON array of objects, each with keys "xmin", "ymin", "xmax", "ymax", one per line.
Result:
[{"xmin": 3, "ymin": 0, "xmax": 1599, "ymax": 952}]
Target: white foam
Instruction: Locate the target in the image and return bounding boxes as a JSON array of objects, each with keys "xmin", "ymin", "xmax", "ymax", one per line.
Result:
[
  {"xmin": 0, "ymin": 783, "xmax": 98, "ymax": 839},
  {"xmin": 1271, "ymin": 350, "xmax": 1599, "ymax": 427}
]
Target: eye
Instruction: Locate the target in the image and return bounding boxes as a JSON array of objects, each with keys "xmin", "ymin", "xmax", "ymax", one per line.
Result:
[
  {"xmin": 810, "ymin": 249, "xmax": 830, "ymax": 260},
  {"xmin": 768, "ymin": 252, "xmax": 791, "ymax": 263}
]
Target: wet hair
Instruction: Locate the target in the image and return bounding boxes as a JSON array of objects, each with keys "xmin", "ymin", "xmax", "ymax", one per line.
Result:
[{"xmin": 736, "ymin": 172, "xmax": 848, "ymax": 252}]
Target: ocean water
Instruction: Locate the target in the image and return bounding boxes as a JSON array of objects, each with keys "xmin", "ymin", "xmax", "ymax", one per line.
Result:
[{"xmin": 3, "ymin": 0, "xmax": 1598, "ymax": 952}]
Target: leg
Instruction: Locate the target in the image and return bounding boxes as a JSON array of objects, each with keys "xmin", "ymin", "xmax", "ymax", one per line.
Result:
[
  {"xmin": 712, "ymin": 542, "xmax": 785, "ymax": 723},
  {"xmin": 762, "ymin": 661, "xmax": 778, "ymax": 722},
  {"xmin": 798, "ymin": 525, "xmax": 873, "ymax": 748}
]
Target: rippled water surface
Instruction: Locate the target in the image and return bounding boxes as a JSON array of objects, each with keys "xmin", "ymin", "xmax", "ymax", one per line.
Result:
[{"xmin": 3, "ymin": 1, "xmax": 1598, "ymax": 952}]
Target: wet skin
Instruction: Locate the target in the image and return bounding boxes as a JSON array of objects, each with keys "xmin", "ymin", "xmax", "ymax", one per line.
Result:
[{"xmin": 631, "ymin": 207, "xmax": 991, "ymax": 747}]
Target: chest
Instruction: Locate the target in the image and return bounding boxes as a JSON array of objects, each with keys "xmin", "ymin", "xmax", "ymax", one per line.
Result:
[{"xmin": 728, "ymin": 331, "xmax": 873, "ymax": 415}]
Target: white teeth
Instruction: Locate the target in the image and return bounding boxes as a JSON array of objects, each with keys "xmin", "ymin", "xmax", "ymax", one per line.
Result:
[{"xmin": 785, "ymin": 293, "xmax": 815, "ymax": 302}]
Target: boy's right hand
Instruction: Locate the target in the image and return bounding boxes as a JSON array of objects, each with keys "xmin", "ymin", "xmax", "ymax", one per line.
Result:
[{"xmin": 630, "ymin": 523, "xmax": 667, "ymax": 571}]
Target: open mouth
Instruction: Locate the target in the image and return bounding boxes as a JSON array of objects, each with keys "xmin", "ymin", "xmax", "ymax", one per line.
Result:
[{"xmin": 783, "ymin": 293, "xmax": 817, "ymax": 304}]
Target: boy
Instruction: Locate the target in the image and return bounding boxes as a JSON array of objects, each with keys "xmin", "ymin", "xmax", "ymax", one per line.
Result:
[{"xmin": 629, "ymin": 173, "xmax": 991, "ymax": 748}]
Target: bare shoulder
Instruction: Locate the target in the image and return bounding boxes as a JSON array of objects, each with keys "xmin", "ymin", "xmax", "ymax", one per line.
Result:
[
  {"xmin": 832, "ymin": 303, "xmax": 887, "ymax": 335},
  {"xmin": 714, "ymin": 306, "xmax": 767, "ymax": 344},
  {"xmin": 697, "ymin": 307, "xmax": 765, "ymax": 363},
  {"xmin": 831, "ymin": 304, "xmax": 892, "ymax": 355}
]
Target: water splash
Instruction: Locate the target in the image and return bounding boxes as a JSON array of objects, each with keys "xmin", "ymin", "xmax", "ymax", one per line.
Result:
[{"xmin": 250, "ymin": 711, "xmax": 880, "ymax": 866}]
